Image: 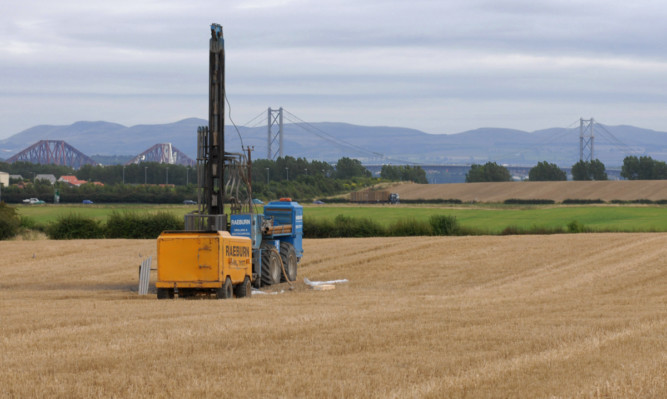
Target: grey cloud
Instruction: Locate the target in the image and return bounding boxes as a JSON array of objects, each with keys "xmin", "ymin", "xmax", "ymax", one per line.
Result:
[{"xmin": 3, "ymin": 0, "xmax": 667, "ymax": 138}]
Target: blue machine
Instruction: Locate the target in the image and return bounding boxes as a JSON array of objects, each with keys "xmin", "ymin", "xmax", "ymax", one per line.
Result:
[
  {"xmin": 263, "ymin": 199, "xmax": 303, "ymax": 258},
  {"xmin": 230, "ymin": 198, "xmax": 303, "ymax": 287}
]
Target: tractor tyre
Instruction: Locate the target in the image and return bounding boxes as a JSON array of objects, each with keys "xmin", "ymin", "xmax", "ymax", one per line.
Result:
[
  {"xmin": 216, "ymin": 277, "xmax": 233, "ymax": 299},
  {"xmin": 260, "ymin": 244, "xmax": 281, "ymax": 286},
  {"xmin": 235, "ymin": 276, "xmax": 252, "ymax": 298},
  {"xmin": 280, "ymin": 242, "xmax": 298, "ymax": 282}
]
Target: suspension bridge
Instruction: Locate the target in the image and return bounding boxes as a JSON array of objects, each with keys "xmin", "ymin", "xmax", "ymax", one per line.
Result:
[{"xmin": 239, "ymin": 108, "xmax": 642, "ymax": 164}]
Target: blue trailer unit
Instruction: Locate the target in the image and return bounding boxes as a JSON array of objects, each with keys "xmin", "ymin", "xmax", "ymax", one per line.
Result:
[
  {"xmin": 263, "ymin": 199, "xmax": 303, "ymax": 260},
  {"xmin": 229, "ymin": 199, "xmax": 302, "ymax": 287}
]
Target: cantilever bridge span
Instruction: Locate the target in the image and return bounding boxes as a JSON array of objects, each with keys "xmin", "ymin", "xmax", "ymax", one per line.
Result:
[{"xmin": 6, "ymin": 140, "xmax": 97, "ymax": 169}]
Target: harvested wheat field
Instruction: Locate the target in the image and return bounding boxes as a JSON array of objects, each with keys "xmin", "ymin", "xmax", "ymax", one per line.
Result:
[
  {"xmin": 1, "ymin": 235, "xmax": 666, "ymax": 398},
  {"xmin": 392, "ymin": 180, "xmax": 667, "ymax": 202}
]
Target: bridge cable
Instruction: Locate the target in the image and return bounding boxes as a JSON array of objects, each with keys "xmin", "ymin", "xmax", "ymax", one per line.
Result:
[
  {"xmin": 491, "ymin": 119, "xmax": 580, "ymax": 165},
  {"xmin": 241, "ymin": 109, "xmax": 267, "ymax": 128},
  {"xmin": 282, "ymin": 113, "xmax": 421, "ymax": 165},
  {"xmin": 282, "ymin": 110, "xmax": 384, "ymax": 158},
  {"xmin": 593, "ymin": 122, "xmax": 638, "ymax": 156}
]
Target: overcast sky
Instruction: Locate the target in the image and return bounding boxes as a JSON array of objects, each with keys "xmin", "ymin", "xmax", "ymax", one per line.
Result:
[{"xmin": 2, "ymin": 0, "xmax": 667, "ymax": 139}]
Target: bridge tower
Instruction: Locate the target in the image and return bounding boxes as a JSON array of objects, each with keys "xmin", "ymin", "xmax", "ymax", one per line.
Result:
[
  {"xmin": 579, "ymin": 118, "xmax": 595, "ymax": 161},
  {"xmin": 267, "ymin": 107, "xmax": 283, "ymax": 159}
]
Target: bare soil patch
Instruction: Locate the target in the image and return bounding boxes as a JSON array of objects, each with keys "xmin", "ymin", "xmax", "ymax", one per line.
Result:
[
  {"xmin": 1, "ymin": 235, "xmax": 665, "ymax": 398},
  {"xmin": 391, "ymin": 180, "xmax": 667, "ymax": 202}
]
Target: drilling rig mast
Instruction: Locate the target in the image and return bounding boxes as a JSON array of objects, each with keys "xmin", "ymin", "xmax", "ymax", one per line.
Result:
[
  {"xmin": 188, "ymin": 23, "xmax": 252, "ymax": 231},
  {"xmin": 156, "ymin": 23, "xmax": 302, "ymax": 300}
]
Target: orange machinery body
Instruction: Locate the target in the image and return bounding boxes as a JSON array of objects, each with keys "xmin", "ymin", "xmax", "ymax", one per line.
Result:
[{"xmin": 156, "ymin": 231, "xmax": 252, "ymax": 289}]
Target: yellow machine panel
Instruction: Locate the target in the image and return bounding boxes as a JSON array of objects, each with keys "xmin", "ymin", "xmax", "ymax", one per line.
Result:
[
  {"xmin": 222, "ymin": 234, "xmax": 253, "ymax": 283},
  {"xmin": 157, "ymin": 232, "xmax": 219, "ymax": 284},
  {"xmin": 156, "ymin": 231, "xmax": 251, "ymax": 290}
]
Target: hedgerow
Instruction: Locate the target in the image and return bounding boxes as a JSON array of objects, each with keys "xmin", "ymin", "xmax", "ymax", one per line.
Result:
[
  {"xmin": 44, "ymin": 212, "xmax": 183, "ymax": 239},
  {"xmin": 0, "ymin": 202, "xmax": 20, "ymax": 240},
  {"xmin": 46, "ymin": 214, "xmax": 105, "ymax": 239},
  {"xmin": 303, "ymin": 214, "xmax": 463, "ymax": 238},
  {"xmin": 106, "ymin": 212, "xmax": 183, "ymax": 238},
  {"xmin": 504, "ymin": 199, "xmax": 556, "ymax": 205},
  {"xmin": 429, "ymin": 215, "xmax": 460, "ymax": 235},
  {"xmin": 562, "ymin": 199, "xmax": 605, "ymax": 204}
]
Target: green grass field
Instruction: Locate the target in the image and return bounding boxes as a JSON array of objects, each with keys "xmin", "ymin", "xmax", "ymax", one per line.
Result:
[
  {"xmin": 16, "ymin": 204, "xmax": 196, "ymax": 225},
  {"xmin": 304, "ymin": 204, "xmax": 667, "ymax": 233},
  {"xmin": 16, "ymin": 203, "xmax": 667, "ymax": 234}
]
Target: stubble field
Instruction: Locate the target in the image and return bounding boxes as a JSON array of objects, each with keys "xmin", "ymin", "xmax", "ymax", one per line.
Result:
[
  {"xmin": 1, "ymin": 234, "xmax": 665, "ymax": 398},
  {"xmin": 391, "ymin": 180, "xmax": 667, "ymax": 203}
]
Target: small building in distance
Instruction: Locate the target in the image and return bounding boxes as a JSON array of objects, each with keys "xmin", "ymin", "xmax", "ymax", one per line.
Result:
[
  {"xmin": 58, "ymin": 175, "xmax": 87, "ymax": 187},
  {"xmin": 0, "ymin": 171, "xmax": 9, "ymax": 187},
  {"xmin": 35, "ymin": 174, "xmax": 57, "ymax": 184}
]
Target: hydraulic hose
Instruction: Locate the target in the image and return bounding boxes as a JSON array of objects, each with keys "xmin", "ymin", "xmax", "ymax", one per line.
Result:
[{"xmin": 271, "ymin": 248, "xmax": 294, "ymax": 289}]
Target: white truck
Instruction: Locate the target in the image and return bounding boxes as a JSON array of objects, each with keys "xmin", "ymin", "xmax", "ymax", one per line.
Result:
[{"xmin": 22, "ymin": 198, "xmax": 45, "ymax": 204}]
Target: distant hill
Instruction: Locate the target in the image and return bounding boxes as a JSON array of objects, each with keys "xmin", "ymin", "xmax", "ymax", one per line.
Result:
[
  {"xmin": 2, "ymin": 119, "xmax": 667, "ymax": 166},
  {"xmin": 0, "ymin": 119, "xmax": 203, "ymax": 163}
]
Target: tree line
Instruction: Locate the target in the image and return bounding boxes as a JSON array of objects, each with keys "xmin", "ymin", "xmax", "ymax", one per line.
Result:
[
  {"xmin": 465, "ymin": 156, "xmax": 667, "ymax": 182},
  {"xmin": 379, "ymin": 165, "xmax": 428, "ymax": 184},
  {"xmin": 1, "ymin": 161, "xmax": 194, "ymax": 185},
  {"xmin": 0, "ymin": 157, "xmax": 429, "ymax": 203}
]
